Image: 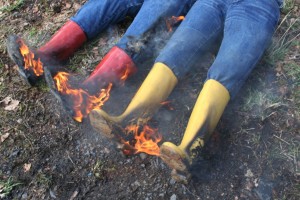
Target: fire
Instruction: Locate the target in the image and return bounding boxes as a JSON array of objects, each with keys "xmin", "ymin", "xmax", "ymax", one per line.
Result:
[
  {"xmin": 53, "ymin": 72, "xmax": 112, "ymax": 122},
  {"xmin": 160, "ymin": 100, "xmax": 174, "ymax": 110},
  {"xmin": 166, "ymin": 16, "xmax": 185, "ymax": 32},
  {"xmin": 120, "ymin": 64, "xmax": 132, "ymax": 82},
  {"xmin": 18, "ymin": 39, "xmax": 44, "ymax": 76},
  {"xmin": 122, "ymin": 124, "xmax": 162, "ymax": 156}
]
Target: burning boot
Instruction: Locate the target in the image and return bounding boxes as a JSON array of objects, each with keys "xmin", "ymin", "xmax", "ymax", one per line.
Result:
[
  {"xmin": 6, "ymin": 21, "xmax": 87, "ymax": 86},
  {"xmin": 89, "ymin": 62, "xmax": 178, "ymax": 138},
  {"xmin": 45, "ymin": 46, "xmax": 137, "ymax": 122},
  {"xmin": 159, "ymin": 79, "xmax": 230, "ymax": 183},
  {"xmin": 81, "ymin": 46, "xmax": 137, "ymax": 95}
]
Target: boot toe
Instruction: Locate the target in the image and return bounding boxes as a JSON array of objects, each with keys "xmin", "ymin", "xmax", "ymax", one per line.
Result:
[
  {"xmin": 170, "ymin": 169, "xmax": 191, "ymax": 184},
  {"xmin": 160, "ymin": 142, "xmax": 189, "ymax": 173},
  {"xmin": 89, "ymin": 109, "xmax": 114, "ymax": 138},
  {"xmin": 6, "ymin": 35, "xmax": 40, "ymax": 86}
]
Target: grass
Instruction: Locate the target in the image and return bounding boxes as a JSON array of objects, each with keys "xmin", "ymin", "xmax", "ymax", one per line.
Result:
[
  {"xmin": 92, "ymin": 160, "xmax": 116, "ymax": 179},
  {"xmin": 0, "ymin": 0, "xmax": 24, "ymax": 13},
  {"xmin": 285, "ymin": 62, "xmax": 300, "ymax": 85},
  {"xmin": 36, "ymin": 173, "xmax": 52, "ymax": 188},
  {"xmin": 264, "ymin": 3, "xmax": 300, "ymax": 120},
  {"xmin": 241, "ymin": 88, "xmax": 280, "ymax": 119},
  {"xmin": 266, "ymin": 8, "xmax": 300, "ymax": 65},
  {"xmin": 282, "ymin": 0, "xmax": 297, "ymax": 14},
  {"xmin": 29, "ymin": 27, "xmax": 38, "ymax": 39},
  {"xmin": 37, "ymin": 81, "xmax": 50, "ymax": 92},
  {"xmin": 0, "ymin": 177, "xmax": 22, "ymax": 198}
]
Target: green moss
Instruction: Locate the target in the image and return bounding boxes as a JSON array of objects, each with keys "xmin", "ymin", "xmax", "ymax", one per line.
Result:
[{"xmin": 0, "ymin": 0, "xmax": 24, "ymax": 13}]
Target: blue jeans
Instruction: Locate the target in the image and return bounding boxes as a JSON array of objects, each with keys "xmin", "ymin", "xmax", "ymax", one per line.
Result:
[
  {"xmin": 156, "ymin": 0, "xmax": 280, "ymax": 98},
  {"xmin": 71, "ymin": 0, "xmax": 195, "ymax": 51}
]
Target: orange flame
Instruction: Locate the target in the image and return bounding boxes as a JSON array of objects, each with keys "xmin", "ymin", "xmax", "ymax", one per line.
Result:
[
  {"xmin": 123, "ymin": 124, "xmax": 162, "ymax": 156},
  {"xmin": 166, "ymin": 16, "xmax": 185, "ymax": 32},
  {"xmin": 18, "ymin": 39, "xmax": 44, "ymax": 76},
  {"xmin": 53, "ymin": 72, "xmax": 112, "ymax": 122},
  {"xmin": 160, "ymin": 100, "xmax": 174, "ymax": 110},
  {"xmin": 120, "ymin": 64, "xmax": 132, "ymax": 82}
]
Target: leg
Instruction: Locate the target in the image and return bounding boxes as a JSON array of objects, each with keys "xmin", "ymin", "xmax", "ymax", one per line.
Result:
[
  {"xmin": 71, "ymin": 0, "xmax": 144, "ymax": 40},
  {"xmin": 160, "ymin": 0, "xmax": 280, "ymax": 181},
  {"xmin": 7, "ymin": 0, "xmax": 144, "ymax": 85},
  {"xmin": 207, "ymin": 0, "xmax": 280, "ymax": 98},
  {"xmin": 82, "ymin": 0, "xmax": 196, "ymax": 94},
  {"xmin": 117, "ymin": 0, "xmax": 196, "ymax": 53},
  {"xmin": 88, "ymin": 0, "xmax": 223, "ymax": 138},
  {"xmin": 40, "ymin": 0, "xmax": 145, "ymax": 60}
]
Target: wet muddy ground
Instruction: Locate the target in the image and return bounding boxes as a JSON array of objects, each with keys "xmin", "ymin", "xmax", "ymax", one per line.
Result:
[{"xmin": 0, "ymin": 1, "xmax": 299, "ymax": 199}]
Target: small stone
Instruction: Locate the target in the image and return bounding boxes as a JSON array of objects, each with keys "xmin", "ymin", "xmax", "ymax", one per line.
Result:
[
  {"xmin": 21, "ymin": 192, "xmax": 28, "ymax": 199},
  {"xmin": 159, "ymin": 193, "xmax": 165, "ymax": 197},
  {"xmin": 245, "ymin": 169, "xmax": 254, "ymax": 177},
  {"xmin": 139, "ymin": 153, "xmax": 147, "ymax": 160},
  {"xmin": 170, "ymin": 194, "xmax": 177, "ymax": 200},
  {"xmin": 170, "ymin": 178, "xmax": 176, "ymax": 185},
  {"xmin": 49, "ymin": 190, "xmax": 57, "ymax": 199}
]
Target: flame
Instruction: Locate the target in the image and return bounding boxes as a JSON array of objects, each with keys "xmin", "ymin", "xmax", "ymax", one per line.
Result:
[
  {"xmin": 120, "ymin": 64, "xmax": 132, "ymax": 82},
  {"xmin": 123, "ymin": 124, "xmax": 162, "ymax": 156},
  {"xmin": 18, "ymin": 39, "xmax": 44, "ymax": 76},
  {"xmin": 160, "ymin": 100, "xmax": 174, "ymax": 110},
  {"xmin": 166, "ymin": 16, "xmax": 185, "ymax": 32},
  {"xmin": 53, "ymin": 72, "xmax": 112, "ymax": 122}
]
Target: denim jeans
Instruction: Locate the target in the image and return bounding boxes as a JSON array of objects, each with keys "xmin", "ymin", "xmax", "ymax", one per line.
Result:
[
  {"xmin": 71, "ymin": 0, "xmax": 195, "ymax": 50},
  {"xmin": 156, "ymin": 0, "xmax": 280, "ymax": 98}
]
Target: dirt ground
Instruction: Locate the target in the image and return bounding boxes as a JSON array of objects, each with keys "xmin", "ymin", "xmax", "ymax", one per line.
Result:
[{"xmin": 0, "ymin": 0, "xmax": 299, "ymax": 199}]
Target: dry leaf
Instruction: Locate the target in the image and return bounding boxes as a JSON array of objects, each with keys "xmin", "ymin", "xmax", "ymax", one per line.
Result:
[
  {"xmin": 275, "ymin": 63, "xmax": 283, "ymax": 73},
  {"xmin": 0, "ymin": 96, "xmax": 20, "ymax": 111},
  {"xmin": 23, "ymin": 163, "xmax": 31, "ymax": 172},
  {"xmin": 65, "ymin": 3, "xmax": 72, "ymax": 9},
  {"xmin": 0, "ymin": 133, "xmax": 10, "ymax": 143},
  {"xmin": 1, "ymin": 96, "xmax": 11, "ymax": 104},
  {"xmin": 73, "ymin": 3, "xmax": 81, "ymax": 11}
]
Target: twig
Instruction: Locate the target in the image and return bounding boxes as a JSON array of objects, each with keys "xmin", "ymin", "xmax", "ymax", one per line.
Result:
[{"xmin": 273, "ymin": 134, "xmax": 291, "ymax": 145}]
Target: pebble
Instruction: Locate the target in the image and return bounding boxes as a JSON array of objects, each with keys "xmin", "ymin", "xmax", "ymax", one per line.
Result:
[
  {"xmin": 139, "ymin": 153, "xmax": 147, "ymax": 160},
  {"xmin": 170, "ymin": 178, "xmax": 176, "ymax": 185},
  {"xmin": 170, "ymin": 194, "xmax": 177, "ymax": 200},
  {"xmin": 21, "ymin": 192, "xmax": 28, "ymax": 199}
]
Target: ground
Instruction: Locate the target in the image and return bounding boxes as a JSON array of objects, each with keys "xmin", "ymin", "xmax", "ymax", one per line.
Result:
[{"xmin": 0, "ymin": 0, "xmax": 299, "ymax": 199}]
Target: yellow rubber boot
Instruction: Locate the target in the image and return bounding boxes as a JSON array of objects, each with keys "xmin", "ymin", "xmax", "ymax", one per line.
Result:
[
  {"xmin": 160, "ymin": 79, "xmax": 230, "ymax": 175},
  {"xmin": 89, "ymin": 62, "xmax": 178, "ymax": 138}
]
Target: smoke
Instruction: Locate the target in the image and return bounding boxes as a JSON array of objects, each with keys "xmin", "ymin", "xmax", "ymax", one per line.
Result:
[{"xmin": 124, "ymin": 17, "xmax": 178, "ymax": 64}]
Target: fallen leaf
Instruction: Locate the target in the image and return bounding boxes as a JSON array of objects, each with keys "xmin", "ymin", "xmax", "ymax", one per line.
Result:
[
  {"xmin": 50, "ymin": 190, "xmax": 57, "ymax": 199},
  {"xmin": 0, "ymin": 96, "xmax": 20, "ymax": 111},
  {"xmin": 0, "ymin": 96, "xmax": 11, "ymax": 104},
  {"xmin": 65, "ymin": 3, "xmax": 72, "ymax": 9},
  {"xmin": 275, "ymin": 62, "xmax": 283, "ymax": 74},
  {"xmin": 69, "ymin": 190, "xmax": 79, "ymax": 200},
  {"xmin": 23, "ymin": 163, "xmax": 31, "ymax": 172},
  {"xmin": 73, "ymin": 3, "xmax": 81, "ymax": 11},
  {"xmin": 0, "ymin": 133, "xmax": 10, "ymax": 143},
  {"xmin": 279, "ymin": 86, "xmax": 288, "ymax": 96},
  {"xmin": 245, "ymin": 169, "xmax": 254, "ymax": 177}
]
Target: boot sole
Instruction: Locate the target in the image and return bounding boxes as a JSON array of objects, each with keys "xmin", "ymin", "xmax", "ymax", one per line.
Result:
[
  {"xmin": 89, "ymin": 109, "xmax": 114, "ymax": 139},
  {"xmin": 44, "ymin": 67, "xmax": 76, "ymax": 120},
  {"xmin": 170, "ymin": 169, "xmax": 191, "ymax": 184},
  {"xmin": 89, "ymin": 110, "xmax": 132, "ymax": 151},
  {"xmin": 160, "ymin": 144, "xmax": 189, "ymax": 172},
  {"xmin": 160, "ymin": 145, "xmax": 192, "ymax": 183},
  {"xmin": 6, "ymin": 35, "xmax": 40, "ymax": 86}
]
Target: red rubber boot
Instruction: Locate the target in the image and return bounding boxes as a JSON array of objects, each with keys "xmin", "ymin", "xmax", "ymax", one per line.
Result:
[
  {"xmin": 38, "ymin": 20, "xmax": 87, "ymax": 61},
  {"xmin": 82, "ymin": 46, "xmax": 137, "ymax": 95},
  {"xmin": 7, "ymin": 20, "xmax": 87, "ymax": 85}
]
